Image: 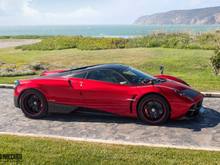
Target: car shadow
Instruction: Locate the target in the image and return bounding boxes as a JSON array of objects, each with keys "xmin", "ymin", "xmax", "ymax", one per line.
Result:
[
  {"xmin": 165, "ymin": 107, "xmax": 220, "ymax": 132},
  {"xmin": 43, "ymin": 106, "xmax": 220, "ymax": 132}
]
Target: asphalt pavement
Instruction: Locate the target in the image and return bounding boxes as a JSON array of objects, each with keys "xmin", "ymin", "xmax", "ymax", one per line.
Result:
[{"xmin": 0, "ymin": 89, "xmax": 219, "ymax": 150}]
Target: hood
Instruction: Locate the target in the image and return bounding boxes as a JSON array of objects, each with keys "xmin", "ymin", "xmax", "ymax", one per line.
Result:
[
  {"xmin": 156, "ymin": 79, "xmax": 191, "ymax": 91},
  {"xmin": 156, "ymin": 79, "xmax": 202, "ymax": 100}
]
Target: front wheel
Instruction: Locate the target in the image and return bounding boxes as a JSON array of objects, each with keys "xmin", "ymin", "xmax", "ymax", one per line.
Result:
[
  {"xmin": 20, "ymin": 89, "xmax": 48, "ymax": 119},
  {"xmin": 137, "ymin": 94, "xmax": 170, "ymax": 125}
]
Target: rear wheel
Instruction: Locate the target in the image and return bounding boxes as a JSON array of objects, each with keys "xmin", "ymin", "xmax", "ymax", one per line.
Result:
[
  {"xmin": 20, "ymin": 89, "xmax": 48, "ymax": 119},
  {"xmin": 137, "ymin": 94, "xmax": 170, "ymax": 125}
]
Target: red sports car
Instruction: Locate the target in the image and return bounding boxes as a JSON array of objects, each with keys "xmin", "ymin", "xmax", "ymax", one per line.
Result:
[{"xmin": 14, "ymin": 64, "xmax": 203, "ymax": 125}]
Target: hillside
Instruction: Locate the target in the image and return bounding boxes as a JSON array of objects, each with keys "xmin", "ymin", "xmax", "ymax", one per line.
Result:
[{"xmin": 134, "ymin": 6, "xmax": 220, "ymax": 25}]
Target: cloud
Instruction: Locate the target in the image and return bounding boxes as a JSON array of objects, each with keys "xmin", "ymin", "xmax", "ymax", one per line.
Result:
[
  {"xmin": 189, "ymin": 0, "xmax": 204, "ymax": 5},
  {"xmin": 0, "ymin": 0, "xmax": 100, "ymax": 25},
  {"xmin": 0, "ymin": 0, "xmax": 23, "ymax": 14},
  {"xmin": 43, "ymin": 6, "xmax": 100, "ymax": 25},
  {"xmin": 71, "ymin": 6, "xmax": 99, "ymax": 18},
  {"xmin": 45, "ymin": 6, "xmax": 99, "ymax": 19},
  {"xmin": 21, "ymin": 0, "xmax": 40, "ymax": 16},
  {"xmin": 0, "ymin": 0, "xmax": 39, "ymax": 16},
  {"xmin": 1, "ymin": 0, "xmax": 220, "ymax": 25}
]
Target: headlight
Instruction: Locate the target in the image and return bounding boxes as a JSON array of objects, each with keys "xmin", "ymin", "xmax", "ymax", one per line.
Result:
[
  {"xmin": 14, "ymin": 80, "xmax": 20, "ymax": 87},
  {"xmin": 174, "ymin": 89, "xmax": 197, "ymax": 101}
]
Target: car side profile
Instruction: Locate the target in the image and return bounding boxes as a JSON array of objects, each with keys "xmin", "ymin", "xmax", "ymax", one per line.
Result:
[{"xmin": 14, "ymin": 64, "xmax": 204, "ymax": 125}]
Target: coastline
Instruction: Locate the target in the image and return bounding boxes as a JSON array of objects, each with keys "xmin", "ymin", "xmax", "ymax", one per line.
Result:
[{"xmin": 0, "ymin": 25, "xmax": 220, "ymax": 38}]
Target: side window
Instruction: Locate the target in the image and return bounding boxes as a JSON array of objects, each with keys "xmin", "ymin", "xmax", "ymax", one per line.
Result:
[
  {"xmin": 72, "ymin": 72, "xmax": 87, "ymax": 78},
  {"xmin": 87, "ymin": 70, "xmax": 127, "ymax": 84}
]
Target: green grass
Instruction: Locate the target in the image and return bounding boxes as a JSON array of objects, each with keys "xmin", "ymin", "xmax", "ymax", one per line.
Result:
[
  {"xmin": 0, "ymin": 47, "xmax": 219, "ymax": 91},
  {"xmin": 0, "ymin": 76, "xmax": 35, "ymax": 84},
  {"xmin": 0, "ymin": 135, "xmax": 219, "ymax": 165}
]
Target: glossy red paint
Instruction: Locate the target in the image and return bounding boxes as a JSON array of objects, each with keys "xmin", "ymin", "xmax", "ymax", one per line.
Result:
[
  {"xmin": 40, "ymin": 69, "xmax": 67, "ymax": 76},
  {"xmin": 14, "ymin": 65, "xmax": 204, "ymax": 120}
]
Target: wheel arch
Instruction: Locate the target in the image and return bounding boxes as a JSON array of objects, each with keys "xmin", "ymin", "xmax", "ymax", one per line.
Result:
[
  {"xmin": 136, "ymin": 92, "xmax": 171, "ymax": 116},
  {"xmin": 17, "ymin": 88, "xmax": 47, "ymax": 108}
]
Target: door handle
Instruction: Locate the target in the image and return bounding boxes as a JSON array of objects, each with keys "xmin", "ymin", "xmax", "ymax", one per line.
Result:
[{"xmin": 68, "ymin": 80, "xmax": 73, "ymax": 87}]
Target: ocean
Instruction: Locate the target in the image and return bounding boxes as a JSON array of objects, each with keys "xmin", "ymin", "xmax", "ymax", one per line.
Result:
[{"xmin": 0, "ymin": 25, "xmax": 220, "ymax": 37}]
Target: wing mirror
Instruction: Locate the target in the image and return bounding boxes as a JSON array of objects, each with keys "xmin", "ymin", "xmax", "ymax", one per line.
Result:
[
  {"xmin": 160, "ymin": 65, "xmax": 164, "ymax": 74},
  {"xmin": 120, "ymin": 81, "xmax": 128, "ymax": 85}
]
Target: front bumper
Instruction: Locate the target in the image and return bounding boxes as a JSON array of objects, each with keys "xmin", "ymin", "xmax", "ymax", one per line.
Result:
[
  {"xmin": 185, "ymin": 99, "xmax": 203, "ymax": 117},
  {"xmin": 170, "ymin": 93, "xmax": 204, "ymax": 119},
  {"xmin": 14, "ymin": 96, "xmax": 19, "ymax": 108}
]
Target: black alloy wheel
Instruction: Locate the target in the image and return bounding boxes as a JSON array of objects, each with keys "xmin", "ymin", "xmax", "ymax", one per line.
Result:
[
  {"xmin": 20, "ymin": 89, "xmax": 48, "ymax": 119},
  {"xmin": 137, "ymin": 94, "xmax": 170, "ymax": 125}
]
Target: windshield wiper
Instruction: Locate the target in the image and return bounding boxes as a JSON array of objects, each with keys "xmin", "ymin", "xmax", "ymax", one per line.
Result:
[
  {"xmin": 141, "ymin": 79, "xmax": 154, "ymax": 85},
  {"xmin": 152, "ymin": 78, "xmax": 166, "ymax": 84},
  {"xmin": 141, "ymin": 78, "xmax": 166, "ymax": 85}
]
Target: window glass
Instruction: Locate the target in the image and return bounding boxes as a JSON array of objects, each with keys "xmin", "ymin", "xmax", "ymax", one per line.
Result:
[
  {"xmin": 87, "ymin": 69, "xmax": 127, "ymax": 84},
  {"xmin": 120, "ymin": 67, "xmax": 155, "ymax": 85},
  {"xmin": 72, "ymin": 72, "xmax": 87, "ymax": 78}
]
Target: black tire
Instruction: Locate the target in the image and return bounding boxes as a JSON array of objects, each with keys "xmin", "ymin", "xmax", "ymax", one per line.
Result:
[
  {"xmin": 19, "ymin": 89, "xmax": 48, "ymax": 119},
  {"xmin": 137, "ymin": 94, "xmax": 170, "ymax": 125}
]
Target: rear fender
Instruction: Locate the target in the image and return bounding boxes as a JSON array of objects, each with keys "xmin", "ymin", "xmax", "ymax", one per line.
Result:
[
  {"xmin": 41, "ymin": 69, "xmax": 67, "ymax": 76},
  {"xmin": 15, "ymin": 82, "xmax": 49, "ymax": 102}
]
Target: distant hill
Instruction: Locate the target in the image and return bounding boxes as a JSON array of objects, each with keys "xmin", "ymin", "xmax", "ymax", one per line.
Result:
[{"xmin": 134, "ymin": 6, "xmax": 220, "ymax": 25}]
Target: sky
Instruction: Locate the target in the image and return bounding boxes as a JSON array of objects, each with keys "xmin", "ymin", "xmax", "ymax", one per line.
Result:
[{"xmin": 0, "ymin": 0, "xmax": 220, "ymax": 25}]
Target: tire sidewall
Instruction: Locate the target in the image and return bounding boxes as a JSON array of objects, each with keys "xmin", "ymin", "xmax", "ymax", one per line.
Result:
[
  {"xmin": 137, "ymin": 94, "xmax": 170, "ymax": 125},
  {"xmin": 20, "ymin": 89, "xmax": 48, "ymax": 119}
]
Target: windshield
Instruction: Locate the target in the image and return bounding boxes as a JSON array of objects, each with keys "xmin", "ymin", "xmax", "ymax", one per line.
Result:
[{"xmin": 119, "ymin": 67, "xmax": 155, "ymax": 85}]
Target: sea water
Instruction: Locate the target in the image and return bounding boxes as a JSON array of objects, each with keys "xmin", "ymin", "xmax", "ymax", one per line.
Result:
[{"xmin": 0, "ymin": 25, "xmax": 220, "ymax": 37}]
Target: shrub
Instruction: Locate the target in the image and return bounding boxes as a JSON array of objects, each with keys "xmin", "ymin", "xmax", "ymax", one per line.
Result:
[
  {"xmin": 0, "ymin": 61, "xmax": 6, "ymax": 66},
  {"xmin": 0, "ymin": 70, "xmax": 36, "ymax": 77},
  {"xmin": 187, "ymin": 43, "xmax": 201, "ymax": 49},
  {"xmin": 76, "ymin": 37, "xmax": 129, "ymax": 50},
  {"xmin": 77, "ymin": 37, "xmax": 112, "ymax": 50},
  {"xmin": 17, "ymin": 36, "xmax": 79, "ymax": 50},
  {"xmin": 15, "ymin": 31, "xmax": 220, "ymax": 51},
  {"xmin": 210, "ymin": 50, "xmax": 220, "ymax": 75},
  {"xmin": 29, "ymin": 62, "xmax": 48, "ymax": 71},
  {"xmin": 126, "ymin": 37, "xmax": 147, "ymax": 48},
  {"xmin": 0, "ymin": 36, "xmax": 10, "ymax": 39},
  {"xmin": 0, "ymin": 35, "xmax": 47, "ymax": 39}
]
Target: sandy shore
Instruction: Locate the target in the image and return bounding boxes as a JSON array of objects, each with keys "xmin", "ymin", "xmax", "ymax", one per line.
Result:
[{"xmin": 0, "ymin": 39, "xmax": 41, "ymax": 48}]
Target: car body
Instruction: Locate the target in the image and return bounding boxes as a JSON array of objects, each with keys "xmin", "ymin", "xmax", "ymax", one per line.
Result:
[{"xmin": 14, "ymin": 64, "xmax": 204, "ymax": 124}]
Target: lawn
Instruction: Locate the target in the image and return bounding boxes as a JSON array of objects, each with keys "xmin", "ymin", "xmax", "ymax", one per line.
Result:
[
  {"xmin": 0, "ymin": 47, "xmax": 219, "ymax": 91},
  {"xmin": 0, "ymin": 135, "xmax": 219, "ymax": 165}
]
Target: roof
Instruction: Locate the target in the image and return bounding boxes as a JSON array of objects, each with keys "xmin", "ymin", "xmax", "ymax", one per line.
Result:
[{"xmin": 70, "ymin": 64, "xmax": 129, "ymax": 72}]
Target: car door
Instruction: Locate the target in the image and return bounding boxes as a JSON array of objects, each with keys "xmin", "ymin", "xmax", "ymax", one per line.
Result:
[
  {"xmin": 65, "ymin": 72, "xmax": 87, "ymax": 106},
  {"xmin": 81, "ymin": 69, "xmax": 138, "ymax": 115},
  {"xmin": 46, "ymin": 72, "xmax": 85, "ymax": 107}
]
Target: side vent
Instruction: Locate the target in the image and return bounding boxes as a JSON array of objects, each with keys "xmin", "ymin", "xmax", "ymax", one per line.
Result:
[{"xmin": 129, "ymin": 95, "xmax": 137, "ymax": 113}]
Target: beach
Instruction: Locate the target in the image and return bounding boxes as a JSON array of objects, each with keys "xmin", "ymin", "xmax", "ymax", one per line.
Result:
[{"xmin": 0, "ymin": 39, "xmax": 40, "ymax": 48}]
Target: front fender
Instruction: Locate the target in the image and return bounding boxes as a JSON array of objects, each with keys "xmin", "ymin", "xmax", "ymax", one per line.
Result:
[{"xmin": 132, "ymin": 85, "xmax": 168, "ymax": 117}]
